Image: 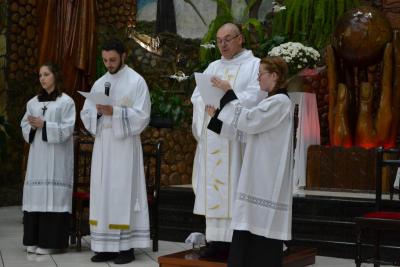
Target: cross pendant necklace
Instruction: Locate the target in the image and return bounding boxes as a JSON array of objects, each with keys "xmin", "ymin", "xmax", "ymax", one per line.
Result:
[{"xmin": 42, "ymin": 103, "xmax": 49, "ymax": 115}]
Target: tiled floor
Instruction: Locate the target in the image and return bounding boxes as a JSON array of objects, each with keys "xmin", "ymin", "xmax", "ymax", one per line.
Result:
[{"xmin": 0, "ymin": 206, "xmax": 394, "ymax": 267}]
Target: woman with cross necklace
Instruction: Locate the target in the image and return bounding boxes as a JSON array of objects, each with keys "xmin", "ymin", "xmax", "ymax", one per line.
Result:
[{"xmin": 20, "ymin": 62, "xmax": 76, "ymax": 255}]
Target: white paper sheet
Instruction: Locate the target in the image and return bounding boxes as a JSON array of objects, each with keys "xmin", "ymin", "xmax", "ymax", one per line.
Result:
[
  {"xmin": 194, "ymin": 72, "xmax": 224, "ymax": 108},
  {"xmin": 78, "ymin": 91, "xmax": 112, "ymax": 105}
]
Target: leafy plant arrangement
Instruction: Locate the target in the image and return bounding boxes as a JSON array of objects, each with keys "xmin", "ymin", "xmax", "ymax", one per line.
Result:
[
  {"xmin": 272, "ymin": 0, "xmax": 360, "ymax": 49},
  {"xmin": 149, "ymin": 85, "xmax": 190, "ymax": 128},
  {"xmin": 257, "ymin": 34, "xmax": 288, "ymax": 58},
  {"xmin": 268, "ymin": 42, "xmax": 320, "ymax": 75}
]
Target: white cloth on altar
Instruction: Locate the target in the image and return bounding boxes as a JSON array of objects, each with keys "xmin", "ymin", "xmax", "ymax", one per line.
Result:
[
  {"xmin": 191, "ymin": 49, "xmax": 264, "ymax": 242},
  {"xmin": 21, "ymin": 93, "xmax": 76, "ymax": 213},
  {"xmin": 217, "ymin": 93, "xmax": 294, "ymax": 240},
  {"xmin": 81, "ymin": 65, "xmax": 151, "ymax": 252},
  {"xmin": 288, "ymin": 92, "xmax": 320, "ymax": 191}
]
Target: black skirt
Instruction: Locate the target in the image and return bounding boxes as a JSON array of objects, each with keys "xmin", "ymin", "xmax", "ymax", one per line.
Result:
[
  {"xmin": 23, "ymin": 211, "xmax": 70, "ymax": 249},
  {"xmin": 228, "ymin": 230, "xmax": 283, "ymax": 267}
]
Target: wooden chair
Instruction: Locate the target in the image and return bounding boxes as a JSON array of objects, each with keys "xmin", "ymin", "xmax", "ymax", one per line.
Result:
[
  {"xmin": 70, "ymin": 131, "xmax": 93, "ymax": 251},
  {"xmin": 354, "ymin": 147, "xmax": 400, "ymax": 267},
  {"xmin": 70, "ymin": 131, "xmax": 162, "ymax": 252}
]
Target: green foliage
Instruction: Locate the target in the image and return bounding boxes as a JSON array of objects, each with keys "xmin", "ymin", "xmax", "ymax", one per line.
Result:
[
  {"xmin": 150, "ymin": 86, "xmax": 190, "ymax": 126},
  {"xmin": 256, "ymin": 34, "xmax": 288, "ymax": 58},
  {"xmin": 272, "ymin": 0, "xmax": 360, "ymax": 49},
  {"xmin": 0, "ymin": 112, "xmax": 10, "ymax": 161}
]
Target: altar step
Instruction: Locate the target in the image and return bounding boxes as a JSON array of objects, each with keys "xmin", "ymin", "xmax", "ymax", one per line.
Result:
[
  {"xmin": 158, "ymin": 187, "xmax": 400, "ymax": 259},
  {"xmin": 158, "ymin": 247, "xmax": 316, "ymax": 267}
]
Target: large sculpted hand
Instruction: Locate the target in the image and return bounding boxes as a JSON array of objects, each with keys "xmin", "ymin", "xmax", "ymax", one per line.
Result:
[
  {"xmin": 326, "ymin": 6, "xmax": 400, "ymax": 148},
  {"xmin": 327, "ymin": 43, "xmax": 398, "ymax": 148}
]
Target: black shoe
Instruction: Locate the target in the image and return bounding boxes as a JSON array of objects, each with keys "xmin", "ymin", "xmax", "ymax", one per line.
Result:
[
  {"xmin": 199, "ymin": 242, "xmax": 230, "ymax": 260},
  {"xmin": 113, "ymin": 248, "xmax": 135, "ymax": 264},
  {"xmin": 91, "ymin": 252, "xmax": 118, "ymax": 262}
]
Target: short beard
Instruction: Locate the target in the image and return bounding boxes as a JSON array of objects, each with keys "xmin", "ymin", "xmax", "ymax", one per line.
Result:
[{"xmin": 109, "ymin": 59, "xmax": 124, "ymax": 74}]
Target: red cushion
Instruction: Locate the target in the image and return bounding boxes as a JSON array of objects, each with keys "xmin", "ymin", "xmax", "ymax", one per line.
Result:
[
  {"xmin": 73, "ymin": 191, "xmax": 90, "ymax": 199},
  {"xmin": 364, "ymin": 211, "xmax": 400, "ymax": 220}
]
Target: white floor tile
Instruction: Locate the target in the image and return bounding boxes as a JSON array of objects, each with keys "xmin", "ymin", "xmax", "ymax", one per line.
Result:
[
  {"xmin": 140, "ymin": 240, "xmax": 186, "ymax": 261},
  {"xmin": 0, "ymin": 205, "xmax": 397, "ymax": 267}
]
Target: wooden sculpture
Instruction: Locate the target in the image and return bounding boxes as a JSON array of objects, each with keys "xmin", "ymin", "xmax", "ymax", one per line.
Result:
[{"xmin": 328, "ymin": 6, "xmax": 400, "ymax": 148}]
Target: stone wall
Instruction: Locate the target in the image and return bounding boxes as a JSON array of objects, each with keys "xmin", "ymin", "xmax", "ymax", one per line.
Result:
[
  {"xmin": 128, "ymin": 30, "xmax": 200, "ymax": 186},
  {"xmin": 97, "ymin": 0, "xmax": 136, "ymax": 29},
  {"xmin": 1, "ymin": 0, "xmax": 38, "ymax": 194},
  {"xmin": 0, "ymin": 0, "xmax": 6, "ymax": 111},
  {"xmin": 7, "ymin": 0, "xmax": 37, "ymax": 80}
]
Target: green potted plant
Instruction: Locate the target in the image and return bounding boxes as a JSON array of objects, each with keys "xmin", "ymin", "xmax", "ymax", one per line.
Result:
[{"xmin": 149, "ymin": 85, "xmax": 189, "ymax": 129}]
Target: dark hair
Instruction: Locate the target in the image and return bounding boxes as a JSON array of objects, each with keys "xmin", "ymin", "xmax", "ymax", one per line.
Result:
[
  {"xmin": 261, "ymin": 56, "xmax": 289, "ymax": 94},
  {"xmin": 38, "ymin": 62, "xmax": 63, "ymax": 101},
  {"xmin": 101, "ymin": 38, "xmax": 126, "ymax": 55}
]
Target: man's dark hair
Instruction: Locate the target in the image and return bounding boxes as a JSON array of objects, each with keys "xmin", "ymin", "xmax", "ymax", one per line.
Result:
[{"xmin": 101, "ymin": 38, "xmax": 126, "ymax": 55}]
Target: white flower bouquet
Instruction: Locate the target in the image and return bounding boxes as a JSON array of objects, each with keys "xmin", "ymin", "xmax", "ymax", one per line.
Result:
[{"xmin": 268, "ymin": 42, "xmax": 320, "ymax": 75}]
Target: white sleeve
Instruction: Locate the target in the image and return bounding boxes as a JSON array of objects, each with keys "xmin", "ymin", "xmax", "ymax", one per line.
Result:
[
  {"xmin": 217, "ymin": 101, "xmax": 247, "ymax": 143},
  {"xmin": 220, "ymin": 97, "xmax": 292, "ymax": 135},
  {"xmin": 46, "ymin": 98, "xmax": 76, "ymax": 143},
  {"xmin": 191, "ymin": 66, "xmax": 213, "ymax": 142},
  {"xmin": 112, "ymin": 79, "xmax": 151, "ymax": 138},
  {"xmin": 234, "ymin": 61, "xmax": 266, "ymax": 108},
  {"xmin": 80, "ymin": 86, "xmax": 99, "ymax": 135},
  {"xmin": 20, "ymin": 101, "xmax": 34, "ymax": 143}
]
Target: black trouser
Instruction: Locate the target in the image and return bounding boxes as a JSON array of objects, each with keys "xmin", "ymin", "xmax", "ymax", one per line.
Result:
[
  {"xmin": 23, "ymin": 211, "xmax": 70, "ymax": 249},
  {"xmin": 228, "ymin": 230, "xmax": 283, "ymax": 267}
]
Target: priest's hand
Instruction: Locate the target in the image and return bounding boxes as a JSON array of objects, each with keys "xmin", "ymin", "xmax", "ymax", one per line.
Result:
[
  {"xmin": 28, "ymin": 115, "xmax": 44, "ymax": 129},
  {"xmin": 211, "ymin": 77, "xmax": 231, "ymax": 92},
  {"xmin": 96, "ymin": 104, "xmax": 113, "ymax": 116},
  {"xmin": 206, "ymin": 105, "xmax": 216, "ymax": 117}
]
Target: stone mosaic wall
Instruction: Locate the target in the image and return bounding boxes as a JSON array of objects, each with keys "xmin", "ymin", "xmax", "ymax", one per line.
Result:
[
  {"xmin": 0, "ymin": 0, "xmax": 6, "ymax": 111},
  {"xmin": 128, "ymin": 30, "xmax": 200, "ymax": 186},
  {"xmin": 97, "ymin": 0, "xmax": 136, "ymax": 29},
  {"xmin": 7, "ymin": 0, "xmax": 37, "ymax": 80}
]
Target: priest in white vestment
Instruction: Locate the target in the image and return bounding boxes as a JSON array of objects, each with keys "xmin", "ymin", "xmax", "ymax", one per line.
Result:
[
  {"xmin": 81, "ymin": 39, "xmax": 151, "ymax": 264},
  {"xmin": 207, "ymin": 56, "xmax": 293, "ymax": 267},
  {"xmin": 191, "ymin": 23, "xmax": 264, "ymax": 258},
  {"xmin": 21, "ymin": 63, "xmax": 76, "ymax": 255}
]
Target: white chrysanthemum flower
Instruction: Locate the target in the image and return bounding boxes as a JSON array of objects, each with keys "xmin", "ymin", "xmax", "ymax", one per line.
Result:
[{"xmin": 267, "ymin": 42, "xmax": 320, "ymax": 73}]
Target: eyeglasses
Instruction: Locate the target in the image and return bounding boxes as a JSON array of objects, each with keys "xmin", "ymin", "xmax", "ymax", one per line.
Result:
[
  {"xmin": 216, "ymin": 34, "xmax": 240, "ymax": 45},
  {"xmin": 258, "ymin": 71, "xmax": 270, "ymax": 78}
]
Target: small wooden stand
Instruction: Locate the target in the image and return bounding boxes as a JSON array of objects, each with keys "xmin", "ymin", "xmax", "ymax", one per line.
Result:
[{"xmin": 158, "ymin": 246, "xmax": 316, "ymax": 267}]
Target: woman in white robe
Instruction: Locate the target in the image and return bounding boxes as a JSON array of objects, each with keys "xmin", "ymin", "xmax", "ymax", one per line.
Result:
[
  {"xmin": 20, "ymin": 63, "xmax": 76, "ymax": 255},
  {"xmin": 207, "ymin": 56, "xmax": 293, "ymax": 267}
]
